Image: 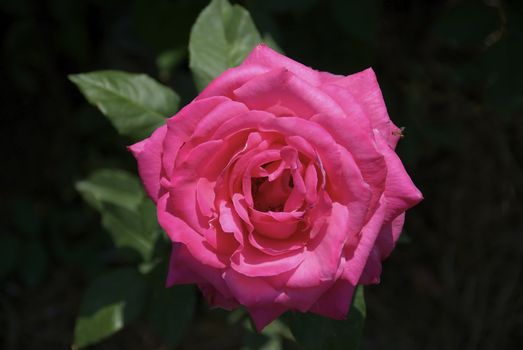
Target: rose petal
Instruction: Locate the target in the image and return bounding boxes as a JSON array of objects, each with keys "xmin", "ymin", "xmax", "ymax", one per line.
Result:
[
  {"xmin": 230, "ymin": 243, "xmax": 304, "ymax": 277},
  {"xmin": 218, "ymin": 200, "xmax": 245, "ymax": 244},
  {"xmin": 248, "ymin": 227, "xmax": 307, "ymax": 256},
  {"xmin": 198, "ymin": 64, "xmax": 269, "ymax": 100},
  {"xmin": 326, "ymin": 68, "xmax": 402, "ymax": 149},
  {"xmin": 259, "ymin": 116, "xmax": 371, "ymax": 224},
  {"xmin": 223, "ymin": 268, "xmax": 283, "ymax": 306},
  {"xmin": 162, "ymin": 97, "xmax": 230, "ymax": 178},
  {"xmin": 158, "ymin": 194, "xmax": 225, "ymax": 268},
  {"xmin": 304, "ymin": 162, "xmax": 318, "ymax": 203},
  {"xmin": 374, "ymin": 130, "xmax": 423, "ymax": 222},
  {"xmin": 234, "ymin": 68, "xmax": 344, "ymax": 119},
  {"xmin": 247, "ymin": 304, "xmax": 288, "ymax": 331},
  {"xmin": 250, "ymin": 209, "xmax": 303, "ymax": 240},
  {"xmin": 342, "ymin": 197, "xmax": 387, "ymax": 285},
  {"xmin": 311, "ymin": 84, "xmax": 388, "ymax": 208},
  {"xmin": 242, "ymin": 44, "xmax": 322, "ymax": 87},
  {"xmin": 358, "ymin": 246, "xmax": 382, "ymax": 284},
  {"xmin": 166, "ymin": 243, "xmax": 237, "ymax": 309},
  {"xmin": 375, "ymin": 212, "xmax": 406, "ymax": 260},
  {"xmin": 286, "ymin": 201, "xmax": 348, "ymax": 288},
  {"xmin": 308, "ymin": 279, "xmax": 356, "ymax": 319},
  {"xmin": 128, "ymin": 125, "xmax": 167, "ymax": 202}
]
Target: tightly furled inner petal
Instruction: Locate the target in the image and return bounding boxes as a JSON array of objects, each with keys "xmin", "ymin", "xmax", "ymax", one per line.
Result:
[{"xmin": 252, "ymin": 169, "xmax": 292, "ymax": 212}]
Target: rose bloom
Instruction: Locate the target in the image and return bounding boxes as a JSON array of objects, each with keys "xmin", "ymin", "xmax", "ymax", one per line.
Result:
[{"xmin": 130, "ymin": 45, "xmax": 422, "ymax": 330}]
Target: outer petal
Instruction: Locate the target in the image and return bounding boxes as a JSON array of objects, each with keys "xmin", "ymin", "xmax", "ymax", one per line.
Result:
[
  {"xmin": 233, "ymin": 68, "xmax": 344, "ymax": 120},
  {"xmin": 223, "ymin": 268, "xmax": 282, "ymax": 307},
  {"xmin": 342, "ymin": 197, "xmax": 386, "ymax": 285},
  {"xmin": 311, "ymin": 87, "xmax": 387, "ymax": 216},
  {"xmin": 326, "ymin": 68, "xmax": 403, "ymax": 149},
  {"xmin": 166, "ymin": 243, "xmax": 238, "ymax": 309},
  {"xmin": 358, "ymin": 245, "xmax": 382, "ymax": 285},
  {"xmin": 308, "ymin": 279, "xmax": 356, "ymax": 319},
  {"xmin": 242, "ymin": 44, "xmax": 322, "ymax": 87},
  {"xmin": 247, "ymin": 304, "xmax": 288, "ymax": 332},
  {"xmin": 197, "ymin": 64, "xmax": 269, "ymax": 100},
  {"xmin": 374, "ymin": 130, "xmax": 423, "ymax": 222},
  {"xmin": 162, "ymin": 96, "xmax": 233, "ymax": 178},
  {"xmin": 128, "ymin": 125, "xmax": 167, "ymax": 202},
  {"xmin": 374, "ymin": 212, "xmax": 406, "ymax": 260},
  {"xmin": 157, "ymin": 194, "xmax": 225, "ymax": 268}
]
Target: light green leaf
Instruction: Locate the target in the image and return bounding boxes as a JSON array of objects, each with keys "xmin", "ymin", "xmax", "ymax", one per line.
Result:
[
  {"xmin": 69, "ymin": 70, "xmax": 179, "ymax": 139},
  {"xmin": 284, "ymin": 286, "xmax": 366, "ymax": 350},
  {"xmin": 74, "ymin": 268, "xmax": 147, "ymax": 348},
  {"xmin": 189, "ymin": 0, "xmax": 263, "ymax": 91},
  {"xmin": 76, "ymin": 169, "xmax": 160, "ymax": 260},
  {"xmin": 76, "ymin": 169, "xmax": 144, "ymax": 212}
]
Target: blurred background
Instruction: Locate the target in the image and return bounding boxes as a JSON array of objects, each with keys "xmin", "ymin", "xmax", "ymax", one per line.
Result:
[{"xmin": 1, "ymin": 0, "xmax": 522, "ymax": 349}]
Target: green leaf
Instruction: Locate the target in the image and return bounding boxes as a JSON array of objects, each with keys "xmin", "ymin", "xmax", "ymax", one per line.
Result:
[
  {"xmin": 284, "ymin": 286, "xmax": 366, "ymax": 350},
  {"xmin": 101, "ymin": 201, "xmax": 161, "ymax": 261},
  {"xmin": 76, "ymin": 169, "xmax": 144, "ymax": 212},
  {"xmin": 148, "ymin": 285, "xmax": 196, "ymax": 347},
  {"xmin": 74, "ymin": 268, "xmax": 147, "ymax": 348},
  {"xmin": 76, "ymin": 169, "xmax": 161, "ymax": 261},
  {"xmin": 189, "ymin": 0, "xmax": 263, "ymax": 91},
  {"xmin": 69, "ymin": 70, "xmax": 179, "ymax": 139}
]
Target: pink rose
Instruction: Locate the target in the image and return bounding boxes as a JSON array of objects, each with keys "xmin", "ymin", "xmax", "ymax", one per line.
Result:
[{"xmin": 130, "ymin": 45, "xmax": 422, "ymax": 330}]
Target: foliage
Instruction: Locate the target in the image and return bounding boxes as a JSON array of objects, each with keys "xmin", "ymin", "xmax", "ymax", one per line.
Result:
[{"xmin": 69, "ymin": 71, "xmax": 180, "ymax": 140}]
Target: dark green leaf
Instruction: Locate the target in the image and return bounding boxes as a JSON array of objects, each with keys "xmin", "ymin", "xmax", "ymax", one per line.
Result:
[
  {"xmin": 74, "ymin": 268, "xmax": 147, "ymax": 348},
  {"xmin": 148, "ymin": 285, "xmax": 196, "ymax": 347},
  {"xmin": 189, "ymin": 0, "xmax": 263, "ymax": 91},
  {"xmin": 69, "ymin": 71, "xmax": 179, "ymax": 139},
  {"xmin": 284, "ymin": 286, "xmax": 366, "ymax": 350}
]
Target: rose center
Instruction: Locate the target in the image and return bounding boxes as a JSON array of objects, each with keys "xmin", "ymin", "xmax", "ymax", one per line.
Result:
[{"xmin": 252, "ymin": 169, "xmax": 293, "ymax": 212}]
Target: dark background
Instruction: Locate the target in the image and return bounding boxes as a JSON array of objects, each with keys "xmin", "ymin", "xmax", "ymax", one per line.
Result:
[{"xmin": 1, "ymin": 0, "xmax": 522, "ymax": 349}]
